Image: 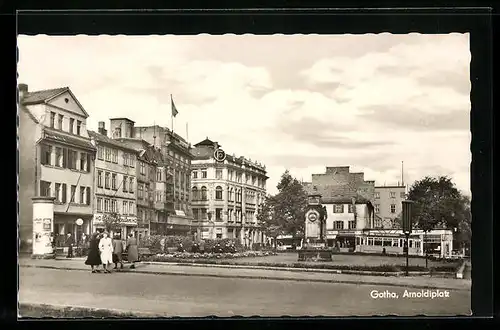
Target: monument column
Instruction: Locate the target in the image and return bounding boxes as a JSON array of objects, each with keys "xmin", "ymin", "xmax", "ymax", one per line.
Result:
[{"xmin": 31, "ymin": 196, "xmax": 56, "ymax": 259}]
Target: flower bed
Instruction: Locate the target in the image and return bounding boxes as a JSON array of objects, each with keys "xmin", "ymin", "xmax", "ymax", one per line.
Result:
[
  {"xmin": 144, "ymin": 253, "xmax": 457, "ymax": 274},
  {"xmin": 145, "ymin": 250, "xmax": 277, "ymax": 261}
]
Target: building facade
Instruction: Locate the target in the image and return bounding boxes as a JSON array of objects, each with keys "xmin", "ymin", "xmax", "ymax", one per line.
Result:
[
  {"xmin": 373, "ymin": 185, "xmax": 407, "ymax": 229},
  {"xmin": 19, "ymin": 84, "xmax": 96, "ymax": 249},
  {"xmin": 130, "ymin": 124, "xmax": 194, "ymax": 236},
  {"xmin": 190, "ymin": 138, "xmax": 268, "ymax": 247},
  {"xmin": 88, "ymin": 125, "xmax": 138, "ymax": 238}
]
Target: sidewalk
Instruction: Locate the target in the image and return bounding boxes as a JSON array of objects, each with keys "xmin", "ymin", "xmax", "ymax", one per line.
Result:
[{"xmin": 19, "ymin": 257, "xmax": 471, "ymax": 291}]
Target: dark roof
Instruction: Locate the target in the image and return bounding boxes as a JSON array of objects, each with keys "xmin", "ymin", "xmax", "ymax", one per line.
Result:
[
  {"xmin": 194, "ymin": 137, "xmax": 216, "ymax": 147},
  {"xmin": 88, "ymin": 130, "xmax": 138, "ymax": 152},
  {"xmin": 305, "ymin": 184, "xmax": 371, "ymax": 204},
  {"xmin": 22, "ymin": 87, "xmax": 68, "ymax": 105},
  {"xmin": 42, "ymin": 128, "xmax": 96, "ymax": 151},
  {"xmin": 110, "ymin": 118, "xmax": 135, "ymax": 123}
]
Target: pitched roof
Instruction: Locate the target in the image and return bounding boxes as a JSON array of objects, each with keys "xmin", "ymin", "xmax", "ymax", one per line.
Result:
[
  {"xmin": 88, "ymin": 130, "xmax": 138, "ymax": 152},
  {"xmin": 194, "ymin": 137, "xmax": 216, "ymax": 147},
  {"xmin": 22, "ymin": 86, "xmax": 90, "ymax": 117},
  {"xmin": 22, "ymin": 87, "xmax": 68, "ymax": 105}
]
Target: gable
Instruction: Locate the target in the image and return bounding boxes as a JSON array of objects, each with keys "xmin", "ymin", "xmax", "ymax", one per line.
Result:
[{"xmin": 46, "ymin": 90, "xmax": 89, "ymax": 118}]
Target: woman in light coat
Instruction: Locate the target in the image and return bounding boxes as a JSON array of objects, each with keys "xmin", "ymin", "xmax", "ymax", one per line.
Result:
[{"xmin": 99, "ymin": 231, "xmax": 114, "ymax": 273}]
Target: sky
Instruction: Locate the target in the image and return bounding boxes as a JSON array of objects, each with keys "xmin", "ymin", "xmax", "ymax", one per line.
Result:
[{"xmin": 18, "ymin": 33, "xmax": 471, "ymax": 196}]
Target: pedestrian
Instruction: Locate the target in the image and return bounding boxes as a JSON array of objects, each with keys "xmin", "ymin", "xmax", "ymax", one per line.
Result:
[
  {"xmin": 65, "ymin": 233, "xmax": 74, "ymax": 258},
  {"xmin": 85, "ymin": 232, "xmax": 102, "ymax": 273},
  {"xmin": 99, "ymin": 231, "xmax": 114, "ymax": 273},
  {"xmin": 126, "ymin": 232, "xmax": 139, "ymax": 269},
  {"xmin": 50, "ymin": 232, "xmax": 55, "ymax": 250},
  {"xmin": 199, "ymin": 240, "xmax": 205, "ymax": 254},
  {"xmin": 112, "ymin": 233, "xmax": 124, "ymax": 270}
]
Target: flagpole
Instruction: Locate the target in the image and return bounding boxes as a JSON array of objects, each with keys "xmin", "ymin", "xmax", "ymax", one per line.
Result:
[
  {"xmin": 153, "ymin": 121, "xmax": 156, "ymax": 148},
  {"xmin": 186, "ymin": 122, "xmax": 189, "ymax": 143},
  {"xmin": 171, "ymin": 94, "xmax": 174, "ymax": 134}
]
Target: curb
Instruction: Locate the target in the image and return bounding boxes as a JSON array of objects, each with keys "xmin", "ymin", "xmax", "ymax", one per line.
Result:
[
  {"xmin": 142, "ymin": 261, "xmax": 434, "ymax": 277},
  {"xmin": 455, "ymin": 260, "xmax": 467, "ymax": 279},
  {"xmin": 142, "ymin": 261, "xmax": 458, "ymax": 278},
  {"xmin": 19, "ymin": 264, "xmax": 470, "ymax": 291},
  {"xmin": 18, "ymin": 302, "xmax": 159, "ymax": 318}
]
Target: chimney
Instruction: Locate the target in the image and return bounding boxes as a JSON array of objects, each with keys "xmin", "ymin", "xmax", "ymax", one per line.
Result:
[
  {"xmin": 18, "ymin": 83, "xmax": 28, "ymax": 100},
  {"xmin": 98, "ymin": 121, "xmax": 107, "ymax": 136}
]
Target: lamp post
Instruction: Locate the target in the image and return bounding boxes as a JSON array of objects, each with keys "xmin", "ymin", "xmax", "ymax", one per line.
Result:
[{"xmin": 207, "ymin": 211, "xmax": 213, "ymax": 239}]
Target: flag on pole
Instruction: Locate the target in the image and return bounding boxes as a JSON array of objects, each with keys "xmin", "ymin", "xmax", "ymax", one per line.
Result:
[{"xmin": 171, "ymin": 95, "xmax": 178, "ymax": 117}]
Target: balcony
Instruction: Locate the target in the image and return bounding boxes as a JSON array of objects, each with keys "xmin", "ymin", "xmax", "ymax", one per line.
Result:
[{"xmin": 154, "ymin": 201, "xmax": 167, "ymax": 211}]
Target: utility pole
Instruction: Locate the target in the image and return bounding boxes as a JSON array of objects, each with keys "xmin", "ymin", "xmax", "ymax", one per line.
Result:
[{"xmin": 402, "ymin": 200, "xmax": 414, "ymax": 276}]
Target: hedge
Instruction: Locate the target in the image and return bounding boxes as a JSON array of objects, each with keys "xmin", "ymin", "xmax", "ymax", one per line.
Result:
[
  {"xmin": 143, "ymin": 255, "xmax": 457, "ymax": 273},
  {"xmin": 139, "ymin": 235, "xmax": 251, "ymax": 254}
]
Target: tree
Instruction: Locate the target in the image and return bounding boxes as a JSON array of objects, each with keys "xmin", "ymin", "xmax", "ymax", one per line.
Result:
[
  {"xmin": 101, "ymin": 212, "xmax": 122, "ymax": 234},
  {"xmin": 257, "ymin": 170, "xmax": 309, "ymax": 239},
  {"xmin": 407, "ymin": 176, "xmax": 466, "ymax": 232},
  {"xmin": 257, "ymin": 195, "xmax": 280, "ymax": 247}
]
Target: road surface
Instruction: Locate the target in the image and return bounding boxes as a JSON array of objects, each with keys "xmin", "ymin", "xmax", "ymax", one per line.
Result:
[{"xmin": 19, "ymin": 267, "xmax": 471, "ymax": 317}]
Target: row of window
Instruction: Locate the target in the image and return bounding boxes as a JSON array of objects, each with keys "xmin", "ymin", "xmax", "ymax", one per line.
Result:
[
  {"xmin": 374, "ymin": 204, "xmax": 397, "ymax": 214},
  {"xmin": 375, "ymin": 192, "xmax": 406, "ymax": 199},
  {"xmin": 40, "ymin": 180, "xmax": 91, "ymax": 205},
  {"xmin": 332, "ymin": 204, "xmax": 356, "ymax": 214},
  {"xmin": 191, "ymin": 208, "xmax": 251, "ymax": 223},
  {"xmin": 167, "ymin": 149, "xmax": 190, "ymax": 164},
  {"xmin": 332, "ymin": 220, "xmax": 357, "ymax": 230},
  {"xmin": 359, "ymin": 237, "xmax": 421, "ymax": 249},
  {"xmin": 192, "ymin": 168, "xmax": 265, "ymax": 189},
  {"xmin": 96, "ymin": 197, "xmax": 135, "ymax": 215},
  {"xmin": 40, "ymin": 144, "xmax": 92, "ymax": 173},
  {"xmin": 50, "ymin": 111, "xmax": 82, "ymax": 136},
  {"xmin": 191, "ymin": 186, "xmax": 261, "ymax": 204},
  {"xmin": 97, "ymin": 171, "xmax": 134, "ymax": 193},
  {"xmin": 97, "ymin": 145, "xmax": 136, "ymax": 167}
]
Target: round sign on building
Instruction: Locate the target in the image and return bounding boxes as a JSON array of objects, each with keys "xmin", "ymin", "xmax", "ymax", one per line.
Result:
[{"xmin": 213, "ymin": 148, "xmax": 226, "ymax": 162}]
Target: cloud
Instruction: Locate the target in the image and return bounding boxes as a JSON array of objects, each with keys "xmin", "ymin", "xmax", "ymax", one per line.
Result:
[{"xmin": 358, "ymin": 105, "xmax": 470, "ymax": 131}]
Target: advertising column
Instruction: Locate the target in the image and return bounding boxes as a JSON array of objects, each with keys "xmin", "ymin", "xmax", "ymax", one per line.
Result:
[{"xmin": 32, "ymin": 196, "xmax": 56, "ymax": 258}]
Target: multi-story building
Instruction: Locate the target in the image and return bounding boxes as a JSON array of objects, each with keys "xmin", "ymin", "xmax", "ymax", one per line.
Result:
[
  {"xmin": 88, "ymin": 123, "xmax": 138, "ymax": 238},
  {"xmin": 303, "ymin": 166, "xmax": 376, "ymax": 246},
  {"xmin": 190, "ymin": 138, "xmax": 268, "ymax": 247},
  {"xmin": 307, "ymin": 184, "xmax": 374, "ymax": 249},
  {"xmin": 128, "ymin": 124, "xmax": 194, "ymax": 236},
  {"xmin": 109, "ymin": 118, "xmax": 172, "ymax": 237},
  {"xmin": 18, "ymin": 84, "xmax": 96, "ymax": 249},
  {"xmin": 373, "ymin": 185, "xmax": 407, "ymax": 228}
]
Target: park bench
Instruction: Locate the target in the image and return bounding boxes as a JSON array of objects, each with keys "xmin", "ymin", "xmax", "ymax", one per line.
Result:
[{"xmin": 122, "ymin": 247, "xmax": 153, "ymax": 262}]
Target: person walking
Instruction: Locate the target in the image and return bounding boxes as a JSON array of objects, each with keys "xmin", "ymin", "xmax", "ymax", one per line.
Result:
[
  {"xmin": 99, "ymin": 231, "xmax": 114, "ymax": 273},
  {"xmin": 126, "ymin": 233, "xmax": 138, "ymax": 269},
  {"xmin": 65, "ymin": 233, "xmax": 74, "ymax": 258},
  {"xmin": 112, "ymin": 233, "xmax": 124, "ymax": 270},
  {"xmin": 85, "ymin": 232, "xmax": 102, "ymax": 273}
]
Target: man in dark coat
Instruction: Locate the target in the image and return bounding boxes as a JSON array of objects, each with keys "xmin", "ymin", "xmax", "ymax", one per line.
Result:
[{"xmin": 65, "ymin": 233, "xmax": 74, "ymax": 258}]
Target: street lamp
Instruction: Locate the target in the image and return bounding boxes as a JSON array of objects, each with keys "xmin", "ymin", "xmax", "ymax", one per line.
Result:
[{"xmin": 207, "ymin": 211, "xmax": 213, "ymax": 239}]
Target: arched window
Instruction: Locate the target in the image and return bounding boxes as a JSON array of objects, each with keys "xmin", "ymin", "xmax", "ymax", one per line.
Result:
[
  {"xmin": 192, "ymin": 187, "xmax": 198, "ymax": 200},
  {"xmin": 229, "ymin": 188, "xmax": 233, "ymax": 201},
  {"xmin": 215, "ymin": 186, "xmax": 223, "ymax": 200},
  {"xmin": 201, "ymin": 186, "xmax": 207, "ymax": 200}
]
